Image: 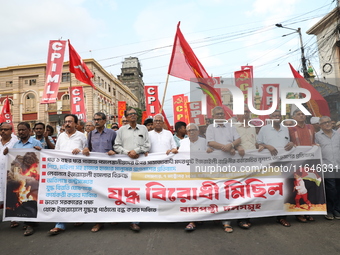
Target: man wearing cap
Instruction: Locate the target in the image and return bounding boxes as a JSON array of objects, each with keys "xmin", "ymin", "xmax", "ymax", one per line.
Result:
[
  {"xmin": 143, "ymin": 118, "xmax": 154, "ymax": 131},
  {"xmin": 310, "ymin": 117, "xmax": 320, "ymax": 133}
]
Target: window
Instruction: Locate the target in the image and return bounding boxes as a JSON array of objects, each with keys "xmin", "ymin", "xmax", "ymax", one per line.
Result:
[
  {"xmin": 29, "ymin": 79, "xmax": 36, "ymax": 85},
  {"xmin": 62, "ymin": 94, "xmax": 70, "ymax": 110},
  {"xmin": 62, "ymin": 73, "xmax": 70, "ymax": 82},
  {"xmin": 25, "ymin": 93, "xmax": 36, "ymax": 112},
  {"xmin": 6, "ymin": 81, "xmax": 13, "ymax": 87}
]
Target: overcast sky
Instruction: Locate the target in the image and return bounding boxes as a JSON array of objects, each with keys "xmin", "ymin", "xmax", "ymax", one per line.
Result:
[{"xmin": 0, "ymin": 0, "xmax": 335, "ymax": 120}]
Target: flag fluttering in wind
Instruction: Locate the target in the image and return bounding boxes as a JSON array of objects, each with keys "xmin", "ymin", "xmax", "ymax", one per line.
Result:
[
  {"xmin": 168, "ymin": 22, "xmax": 224, "ymax": 113},
  {"xmin": 68, "ymin": 40, "xmax": 96, "ymax": 89},
  {"xmin": 289, "ymin": 63, "xmax": 329, "ymax": 117},
  {"xmin": 0, "ymin": 96, "xmax": 14, "ymax": 130}
]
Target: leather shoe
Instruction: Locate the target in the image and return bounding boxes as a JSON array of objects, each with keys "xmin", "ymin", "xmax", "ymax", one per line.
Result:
[{"xmin": 130, "ymin": 223, "xmax": 140, "ymax": 232}]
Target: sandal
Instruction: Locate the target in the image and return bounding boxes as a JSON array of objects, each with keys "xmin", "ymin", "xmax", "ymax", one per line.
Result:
[
  {"xmin": 296, "ymin": 215, "xmax": 307, "ymax": 223},
  {"xmin": 223, "ymin": 224, "xmax": 234, "ymax": 233},
  {"xmin": 48, "ymin": 227, "xmax": 65, "ymax": 235},
  {"xmin": 305, "ymin": 215, "xmax": 315, "ymax": 221},
  {"xmin": 10, "ymin": 221, "xmax": 19, "ymax": 228},
  {"xmin": 24, "ymin": 226, "xmax": 35, "ymax": 236},
  {"xmin": 238, "ymin": 220, "xmax": 251, "ymax": 229},
  {"xmin": 185, "ymin": 222, "xmax": 196, "ymax": 231},
  {"xmin": 277, "ymin": 218, "xmax": 291, "ymax": 227},
  {"xmin": 91, "ymin": 223, "xmax": 103, "ymax": 232}
]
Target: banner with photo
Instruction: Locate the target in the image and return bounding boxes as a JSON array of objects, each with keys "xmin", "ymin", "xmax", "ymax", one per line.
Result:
[{"xmin": 3, "ymin": 146, "xmax": 326, "ymax": 222}]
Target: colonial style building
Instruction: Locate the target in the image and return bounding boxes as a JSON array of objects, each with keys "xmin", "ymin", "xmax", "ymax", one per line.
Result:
[
  {"xmin": 118, "ymin": 57, "xmax": 145, "ymax": 110},
  {"xmin": 306, "ymin": 7, "xmax": 340, "ymax": 120},
  {"xmin": 0, "ymin": 58, "xmax": 138, "ymax": 132}
]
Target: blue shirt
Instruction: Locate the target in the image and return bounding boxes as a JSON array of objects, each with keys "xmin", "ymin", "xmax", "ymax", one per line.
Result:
[
  {"xmin": 13, "ymin": 136, "xmax": 42, "ymax": 149},
  {"xmin": 174, "ymin": 134, "xmax": 188, "ymax": 148},
  {"xmin": 88, "ymin": 128, "xmax": 116, "ymax": 153},
  {"xmin": 33, "ymin": 135, "xmax": 55, "ymax": 149}
]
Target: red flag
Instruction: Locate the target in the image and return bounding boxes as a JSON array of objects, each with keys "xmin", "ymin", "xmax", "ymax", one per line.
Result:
[
  {"xmin": 289, "ymin": 63, "xmax": 330, "ymax": 117},
  {"xmin": 0, "ymin": 96, "xmax": 14, "ymax": 130},
  {"xmin": 168, "ymin": 22, "xmax": 222, "ymax": 109},
  {"xmin": 68, "ymin": 40, "xmax": 96, "ymax": 89},
  {"xmin": 70, "ymin": 86, "xmax": 87, "ymax": 121}
]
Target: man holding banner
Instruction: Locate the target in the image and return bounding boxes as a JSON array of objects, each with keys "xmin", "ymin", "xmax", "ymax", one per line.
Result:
[
  {"xmin": 315, "ymin": 116, "xmax": 340, "ymax": 220},
  {"xmin": 149, "ymin": 114, "xmax": 177, "ymax": 155},
  {"xmin": 206, "ymin": 106, "xmax": 241, "ymax": 233},
  {"xmin": 82, "ymin": 112, "xmax": 116, "ymax": 232},
  {"xmin": 114, "ymin": 107, "xmax": 150, "ymax": 232},
  {"xmin": 4, "ymin": 122, "xmax": 42, "ymax": 236},
  {"xmin": 49, "ymin": 114, "xmax": 87, "ymax": 235},
  {"xmin": 257, "ymin": 110, "xmax": 294, "ymax": 227}
]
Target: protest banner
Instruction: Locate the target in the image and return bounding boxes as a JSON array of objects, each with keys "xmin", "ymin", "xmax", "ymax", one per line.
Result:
[{"xmin": 3, "ymin": 146, "xmax": 326, "ymax": 222}]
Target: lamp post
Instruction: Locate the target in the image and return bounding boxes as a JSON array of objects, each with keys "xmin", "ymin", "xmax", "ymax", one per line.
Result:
[{"xmin": 275, "ymin": 23, "xmax": 309, "ymax": 79}]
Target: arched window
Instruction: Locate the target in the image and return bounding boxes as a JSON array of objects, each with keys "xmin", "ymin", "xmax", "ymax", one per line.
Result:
[
  {"xmin": 25, "ymin": 93, "xmax": 36, "ymax": 112},
  {"xmin": 62, "ymin": 94, "xmax": 70, "ymax": 110}
]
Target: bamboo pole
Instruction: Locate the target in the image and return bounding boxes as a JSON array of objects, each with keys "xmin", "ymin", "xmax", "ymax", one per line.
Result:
[{"xmin": 159, "ymin": 74, "xmax": 170, "ymax": 113}]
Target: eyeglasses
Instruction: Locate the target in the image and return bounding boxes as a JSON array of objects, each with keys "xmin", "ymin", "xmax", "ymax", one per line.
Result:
[
  {"xmin": 320, "ymin": 121, "xmax": 332, "ymax": 125},
  {"xmin": 93, "ymin": 118, "xmax": 104, "ymax": 121},
  {"xmin": 85, "ymin": 124, "xmax": 94, "ymax": 127},
  {"xmin": 127, "ymin": 113, "xmax": 137, "ymax": 116},
  {"xmin": 188, "ymin": 129, "xmax": 198, "ymax": 132},
  {"xmin": 154, "ymin": 120, "xmax": 163, "ymax": 123},
  {"xmin": 0, "ymin": 128, "xmax": 11, "ymax": 131}
]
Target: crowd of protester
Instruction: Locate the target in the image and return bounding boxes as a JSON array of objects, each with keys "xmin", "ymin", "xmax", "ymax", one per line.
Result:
[{"xmin": 0, "ymin": 106, "xmax": 339, "ymax": 236}]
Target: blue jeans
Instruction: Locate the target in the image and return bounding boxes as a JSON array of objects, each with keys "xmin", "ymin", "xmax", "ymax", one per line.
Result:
[{"xmin": 55, "ymin": 222, "xmax": 66, "ymax": 230}]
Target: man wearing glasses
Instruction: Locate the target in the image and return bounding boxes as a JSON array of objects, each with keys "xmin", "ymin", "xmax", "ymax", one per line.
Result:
[
  {"xmin": 179, "ymin": 123, "xmax": 212, "ymax": 153},
  {"xmin": 257, "ymin": 110, "xmax": 294, "ymax": 227},
  {"xmin": 85, "ymin": 121, "xmax": 95, "ymax": 135},
  {"xmin": 148, "ymin": 114, "xmax": 177, "ymax": 155},
  {"xmin": 48, "ymin": 114, "xmax": 87, "ymax": 236},
  {"xmin": 315, "ymin": 116, "xmax": 340, "ymax": 220},
  {"xmin": 82, "ymin": 112, "xmax": 116, "ymax": 232},
  {"xmin": 206, "ymin": 106, "xmax": 241, "ymax": 233},
  {"xmin": 114, "ymin": 108, "xmax": 150, "ymax": 232}
]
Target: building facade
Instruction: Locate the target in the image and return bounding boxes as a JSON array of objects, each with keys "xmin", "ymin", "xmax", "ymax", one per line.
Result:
[{"xmin": 0, "ymin": 58, "xmax": 138, "ymax": 133}]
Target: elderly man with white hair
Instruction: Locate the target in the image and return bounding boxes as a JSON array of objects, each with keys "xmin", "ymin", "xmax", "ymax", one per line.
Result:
[
  {"xmin": 179, "ymin": 123, "xmax": 213, "ymax": 153},
  {"xmin": 148, "ymin": 113, "xmax": 178, "ymax": 155}
]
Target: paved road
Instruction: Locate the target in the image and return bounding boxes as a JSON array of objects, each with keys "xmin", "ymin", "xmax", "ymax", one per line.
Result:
[{"xmin": 1, "ymin": 211, "xmax": 340, "ymax": 255}]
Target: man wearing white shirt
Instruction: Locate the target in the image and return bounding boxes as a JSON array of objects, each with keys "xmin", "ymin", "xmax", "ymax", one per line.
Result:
[
  {"xmin": 179, "ymin": 123, "xmax": 212, "ymax": 153},
  {"xmin": 0, "ymin": 123, "xmax": 18, "ymax": 210},
  {"xmin": 55, "ymin": 114, "xmax": 87, "ymax": 154},
  {"xmin": 149, "ymin": 114, "xmax": 177, "ymax": 155},
  {"xmin": 49, "ymin": 114, "xmax": 87, "ymax": 235}
]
